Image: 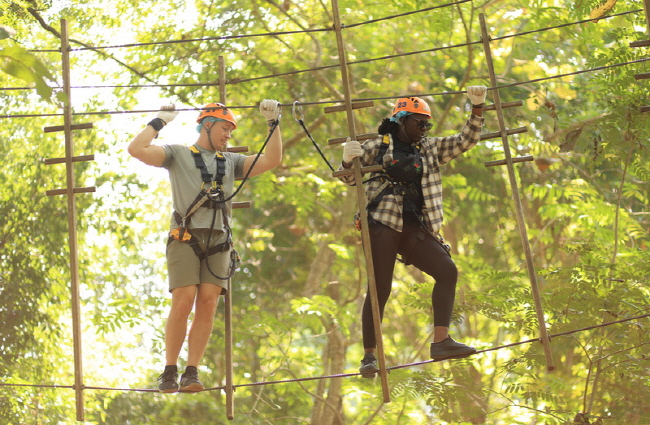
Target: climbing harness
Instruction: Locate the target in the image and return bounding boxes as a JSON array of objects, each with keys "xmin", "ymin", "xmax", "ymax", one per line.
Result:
[
  {"xmin": 293, "ymin": 101, "xmax": 336, "ymax": 172},
  {"xmin": 355, "ymin": 133, "xmax": 451, "ymax": 255},
  {"xmin": 167, "ymin": 145, "xmax": 238, "ymax": 279},
  {"xmin": 167, "ymin": 113, "xmax": 283, "ymax": 280}
]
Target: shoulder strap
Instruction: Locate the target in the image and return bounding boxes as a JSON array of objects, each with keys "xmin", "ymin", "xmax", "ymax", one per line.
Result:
[
  {"xmin": 213, "ymin": 151, "xmax": 226, "ymax": 185},
  {"xmin": 373, "ymin": 134, "xmax": 391, "ymax": 165},
  {"xmin": 189, "ymin": 145, "xmax": 226, "ymax": 185}
]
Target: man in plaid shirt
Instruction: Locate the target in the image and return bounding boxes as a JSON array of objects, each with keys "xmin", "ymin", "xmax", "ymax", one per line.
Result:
[{"xmin": 339, "ymin": 87, "xmax": 487, "ymax": 377}]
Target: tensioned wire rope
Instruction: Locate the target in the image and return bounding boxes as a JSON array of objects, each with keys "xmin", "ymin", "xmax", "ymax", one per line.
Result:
[
  {"xmin": 26, "ymin": 1, "xmax": 471, "ymax": 53},
  {"xmin": 2, "ymin": 56, "xmax": 649, "ymax": 120},
  {"xmin": 4, "ymin": 9, "xmax": 641, "ymax": 92},
  {"xmin": 1, "ymin": 312, "xmax": 648, "ymax": 393}
]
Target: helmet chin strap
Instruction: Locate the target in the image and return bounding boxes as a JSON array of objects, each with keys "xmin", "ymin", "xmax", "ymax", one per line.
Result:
[{"xmin": 204, "ymin": 122, "xmax": 217, "ymax": 151}]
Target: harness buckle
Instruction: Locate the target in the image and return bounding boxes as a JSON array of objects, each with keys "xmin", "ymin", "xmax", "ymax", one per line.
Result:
[
  {"xmin": 207, "ymin": 185, "xmax": 224, "ymax": 200},
  {"xmin": 170, "ymin": 226, "xmax": 191, "ymax": 242}
]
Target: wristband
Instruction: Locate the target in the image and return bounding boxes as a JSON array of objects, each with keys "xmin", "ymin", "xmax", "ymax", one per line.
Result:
[
  {"xmin": 148, "ymin": 118, "xmax": 165, "ymax": 132},
  {"xmin": 471, "ymin": 103, "xmax": 485, "ymax": 109}
]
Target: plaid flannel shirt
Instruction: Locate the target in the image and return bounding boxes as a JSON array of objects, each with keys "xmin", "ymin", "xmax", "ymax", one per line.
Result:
[{"xmin": 339, "ymin": 113, "xmax": 484, "ymax": 234}]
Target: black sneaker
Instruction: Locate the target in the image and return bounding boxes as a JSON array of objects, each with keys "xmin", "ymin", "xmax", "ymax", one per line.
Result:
[
  {"xmin": 179, "ymin": 368, "xmax": 204, "ymax": 392},
  {"xmin": 157, "ymin": 369, "xmax": 179, "ymax": 393},
  {"xmin": 430, "ymin": 336, "xmax": 476, "ymax": 361},
  {"xmin": 359, "ymin": 353, "xmax": 379, "ymax": 378}
]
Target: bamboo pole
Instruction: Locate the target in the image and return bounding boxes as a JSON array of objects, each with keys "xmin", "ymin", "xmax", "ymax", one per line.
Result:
[
  {"xmin": 60, "ymin": 18, "xmax": 86, "ymax": 420},
  {"xmin": 219, "ymin": 55, "xmax": 235, "ymax": 421},
  {"xmin": 479, "ymin": 14, "xmax": 555, "ymax": 371},
  {"xmin": 330, "ymin": 0, "xmax": 390, "ymax": 402}
]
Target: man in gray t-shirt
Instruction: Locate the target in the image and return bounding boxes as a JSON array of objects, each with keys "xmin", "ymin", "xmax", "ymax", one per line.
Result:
[{"xmin": 128, "ymin": 100, "xmax": 282, "ymax": 393}]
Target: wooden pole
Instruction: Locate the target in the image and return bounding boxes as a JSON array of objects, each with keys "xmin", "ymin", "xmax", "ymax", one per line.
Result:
[
  {"xmin": 330, "ymin": 0, "xmax": 390, "ymax": 402},
  {"xmin": 218, "ymin": 55, "xmax": 227, "ymax": 106},
  {"xmin": 60, "ymin": 18, "xmax": 86, "ymax": 420},
  {"xmin": 644, "ymin": 0, "xmax": 650, "ymax": 36},
  {"xmin": 218, "ymin": 55, "xmax": 235, "ymax": 421},
  {"xmin": 479, "ymin": 14, "xmax": 555, "ymax": 371}
]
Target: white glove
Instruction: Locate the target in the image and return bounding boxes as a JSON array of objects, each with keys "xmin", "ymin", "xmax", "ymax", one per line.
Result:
[
  {"xmin": 343, "ymin": 138, "xmax": 363, "ymax": 164},
  {"xmin": 466, "ymin": 86, "xmax": 487, "ymax": 106},
  {"xmin": 260, "ymin": 99, "xmax": 281, "ymax": 121},
  {"xmin": 156, "ymin": 104, "xmax": 178, "ymax": 125}
]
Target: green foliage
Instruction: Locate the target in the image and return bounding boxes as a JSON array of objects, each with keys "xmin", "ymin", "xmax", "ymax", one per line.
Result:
[
  {"xmin": 0, "ymin": 44, "xmax": 55, "ymax": 99},
  {"xmin": 1, "ymin": 0, "xmax": 649, "ymax": 424}
]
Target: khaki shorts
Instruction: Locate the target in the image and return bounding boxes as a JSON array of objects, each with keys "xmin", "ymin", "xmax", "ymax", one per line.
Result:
[{"xmin": 166, "ymin": 229, "xmax": 231, "ymax": 293}]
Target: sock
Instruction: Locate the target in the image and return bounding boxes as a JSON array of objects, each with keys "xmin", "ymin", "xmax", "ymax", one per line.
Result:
[
  {"xmin": 164, "ymin": 365, "xmax": 177, "ymax": 374},
  {"xmin": 185, "ymin": 366, "xmax": 198, "ymax": 374}
]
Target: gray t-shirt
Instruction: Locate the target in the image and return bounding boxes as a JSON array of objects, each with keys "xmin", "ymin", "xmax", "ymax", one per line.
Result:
[{"xmin": 161, "ymin": 143, "xmax": 246, "ymax": 231}]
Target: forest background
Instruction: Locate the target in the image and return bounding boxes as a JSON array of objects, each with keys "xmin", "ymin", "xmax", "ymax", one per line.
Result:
[{"xmin": 1, "ymin": 0, "xmax": 649, "ymax": 424}]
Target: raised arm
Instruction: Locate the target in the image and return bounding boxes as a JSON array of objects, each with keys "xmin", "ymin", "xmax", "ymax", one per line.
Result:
[
  {"xmin": 242, "ymin": 99, "xmax": 283, "ymax": 177},
  {"xmin": 128, "ymin": 105, "xmax": 178, "ymax": 167},
  {"xmin": 436, "ymin": 86, "xmax": 487, "ymax": 164}
]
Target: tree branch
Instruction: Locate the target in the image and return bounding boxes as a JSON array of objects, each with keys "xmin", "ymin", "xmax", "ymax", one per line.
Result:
[{"xmin": 26, "ymin": 7, "xmax": 193, "ymax": 105}]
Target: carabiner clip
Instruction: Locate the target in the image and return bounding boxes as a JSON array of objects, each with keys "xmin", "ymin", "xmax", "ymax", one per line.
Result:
[{"xmin": 293, "ymin": 101, "xmax": 304, "ymax": 124}]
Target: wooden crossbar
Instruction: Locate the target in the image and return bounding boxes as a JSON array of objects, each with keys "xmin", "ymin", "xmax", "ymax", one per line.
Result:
[
  {"xmin": 44, "ymin": 122, "xmax": 93, "ymax": 133},
  {"xmin": 44, "ymin": 154, "xmax": 94, "ymax": 165},
  {"xmin": 324, "ymin": 100, "xmax": 374, "ymax": 113},
  {"xmin": 485, "ymin": 155, "xmax": 534, "ymax": 168},
  {"xmin": 481, "ymin": 127, "xmax": 528, "ymax": 141}
]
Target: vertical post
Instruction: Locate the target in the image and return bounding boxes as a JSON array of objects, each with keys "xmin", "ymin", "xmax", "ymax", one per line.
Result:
[
  {"xmin": 60, "ymin": 19, "xmax": 86, "ymax": 420},
  {"xmin": 644, "ymin": 0, "xmax": 650, "ymax": 36},
  {"xmin": 479, "ymin": 14, "xmax": 555, "ymax": 371},
  {"xmin": 218, "ymin": 56, "xmax": 227, "ymax": 106},
  {"xmin": 219, "ymin": 55, "xmax": 235, "ymax": 421},
  {"xmin": 330, "ymin": 0, "xmax": 390, "ymax": 402}
]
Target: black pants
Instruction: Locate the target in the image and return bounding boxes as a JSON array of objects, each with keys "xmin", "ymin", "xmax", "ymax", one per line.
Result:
[{"xmin": 362, "ymin": 217, "xmax": 458, "ymax": 349}]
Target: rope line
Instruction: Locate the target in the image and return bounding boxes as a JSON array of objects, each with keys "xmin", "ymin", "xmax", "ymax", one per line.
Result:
[
  {"xmin": 344, "ymin": 0, "xmax": 471, "ymax": 29},
  {"xmin": 495, "ymin": 56, "xmax": 650, "ymax": 90},
  {"xmin": 27, "ymin": 2, "xmax": 470, "ymax": 53},
  {"xmin": 389, "ymin": 312, "xmax": 650, "ymax": 371},
  {"xmin": 9, "ymin": 10, "xmax": 639, "ymax": 93},
  {"xmin": 2, "ymin": 54, "xmax": 646, "ymax": 120},
  {"xmin": 492, "ymin": 9, "xmax": 642, "ymax": 41},
  {"xmin": 28, "ymin": 28, "xmax": 333, "ymax": 53},
  {"xmin": 2, "ymin": 313, "xmax": 647, "ymax": 393},
  {"xmin": 5, "ymin": 40, "xmax": 478, "ymax": 92},
  {"xmin": 5, "ymin": 10, "xmax": 643, "ymax": 91},
  {"xmin": 0, "ymin": 383, "xmax": 74, "ymax": 389}
]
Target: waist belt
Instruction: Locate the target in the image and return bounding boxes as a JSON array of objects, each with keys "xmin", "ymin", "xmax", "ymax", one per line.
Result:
[{"xmin": 167, "ymin": 230, "xmax": 231, "ymax": 261}]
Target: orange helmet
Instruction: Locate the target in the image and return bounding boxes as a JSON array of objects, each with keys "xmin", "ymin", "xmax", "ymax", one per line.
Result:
[
  {"xmin": 392, "ymin": 97, "xmax": 431, "ymax": 118},
  {"xmin": 197, "ymin": 103, "xmax": 237, "ymax": 129}
]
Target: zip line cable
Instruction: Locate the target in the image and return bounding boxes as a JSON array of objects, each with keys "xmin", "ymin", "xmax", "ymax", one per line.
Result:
[
  {"xmin": 27, "ymin": 28, "xmax": 333, "ymax": 53},
  {"xmin": 1, "ymin": 313, "xmax": 647, "ymax": 393},
  {"xmin": 27, "ymin": 2, "xmax": 467, "ymax": 53},
  {"xmin": 5, "ymin": 10, "xmax": 642, "ymax": 95},
  {"xmin": 492, "ymin": 9, "xmax": 642, "ymax": 41},
  {"xmin": 343, "ymin": 0, "xmax": 471, "ymax": 29},
  {"xmin": 2, "ymin": 55, "xmax": 646, "ymax": 120}
]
